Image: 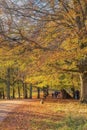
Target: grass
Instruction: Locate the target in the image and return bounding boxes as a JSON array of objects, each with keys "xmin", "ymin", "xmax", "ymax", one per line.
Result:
[
  {"xmin": 28, "ymin": 99, "xmax": 87, "ymax": 130},
  {"xmin": 58, "ymin": 115, "xmax": 87, "ymax": 130},
  {"xmin": 29, "ymin": 113, "xmax": 87, "ymax": 130}
]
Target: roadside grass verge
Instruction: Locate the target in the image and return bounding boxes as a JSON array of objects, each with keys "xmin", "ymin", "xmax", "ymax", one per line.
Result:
[{"xmin": 29, "ymin": 114, "xmax": 87, "ymax": 130}]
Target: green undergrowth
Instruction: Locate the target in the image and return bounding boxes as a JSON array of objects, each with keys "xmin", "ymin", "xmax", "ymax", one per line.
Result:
[
  {"xmin": 58, "ymin": 115, "xmax": 87, "ymax": 130},
  {"xmin": 29, "ymin": 115, "xmax": 87, "ymax": 130}
]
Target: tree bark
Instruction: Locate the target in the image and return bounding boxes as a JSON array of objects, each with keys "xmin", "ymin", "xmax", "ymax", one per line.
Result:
[
  {"xmin": 18, "ymin": 85, "xmax": 20, "ymax": 99},
  {"xmin": 80, "ymin": 72, "xmax": 87, "ymax": 103},
  {"xmin": 2, "ymin": 90, "xmax": 5, "ymax": 99},
  {"xmin": 25, "ymin": 83, "xmax": 28, "ymax": 99},
  {"xmin": 12, "ymin": 85, "xmax": 15, "ymax": 99},
  {"xmin": 29, "ymin": 83, "xmax": 32, "ymax": 99},
  {"xmin": 6, "ymin": 68, "xmax": 10, "ymax": 99},
  {"xmin": 37, "ymin": 87, "xmax": 40, "ymax": 99},
  {"xmin": 23, "ymin": 83, "xmax": 28, "ymax": 99}
]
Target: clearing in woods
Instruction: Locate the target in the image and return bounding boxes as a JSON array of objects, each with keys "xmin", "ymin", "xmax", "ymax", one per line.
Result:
[{"xmin": 0, "ymin": 99, "xmax": 87, "ymax": 130}]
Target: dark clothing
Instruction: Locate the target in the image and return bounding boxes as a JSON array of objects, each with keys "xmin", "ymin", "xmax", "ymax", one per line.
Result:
[{"xmin": 75, "ymin": 90, "xmax": 80, "ymax": 99}]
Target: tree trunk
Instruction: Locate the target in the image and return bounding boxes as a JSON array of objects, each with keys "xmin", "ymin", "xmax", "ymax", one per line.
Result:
[
  {"xmin": 29, "ymin": 83, "xmax": 32, "ymax": 99},
  {"xmin": 23, "ymin": 83, "xmax": 27, "ymax": 99},
  {"xmin": 25, "ymin": 83, "xmax": 28, "ymax": 99},
  {"xmin": 6, "ymin": 68, "xmax": 10, "ymax": 99},
  {"xmin": 18, "ymin": 85, "xmax": 20, "ymax": 99},
  {"xmin": 37, "ymin": 87, "xmax": 40, "ymax": 99},
  {"xmin": 12, "ymin": 85, "xmax": 15, "ymax": 99},
  {"xmin": 23, "ymin": 83, "xmax": 25, "ymax": 99},
  {"xmin": 80, "ymin": 72, "xmax": 87, "ymax": 103},
  {"xmin": 2, "ymin": 90, "xmax": 5, "ymax": 99},
  {"xmin": 7, "ymin": 81, "xmax": 10, "ymax": 99}
]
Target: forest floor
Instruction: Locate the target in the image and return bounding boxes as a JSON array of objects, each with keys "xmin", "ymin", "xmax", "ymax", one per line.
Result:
[{"xmin": 0, "ymin": 98, "xmax": 87, "ymax": 130}]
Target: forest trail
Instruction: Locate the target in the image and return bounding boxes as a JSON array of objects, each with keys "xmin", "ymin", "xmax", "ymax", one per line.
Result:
[
  {"xmin": 0, "ymin": 100, "xmax": 27, "ymax": 122},
  {"xmin": 0, "ymin": 99, "xmax": 84, "ymax": 130}
]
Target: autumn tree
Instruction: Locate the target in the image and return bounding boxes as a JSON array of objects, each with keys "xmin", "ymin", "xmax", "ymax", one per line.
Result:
[
  {"xmin": 27, "ymin": 0, "xmax": 87, "ymax": 102},
  {"xmin": 0, "ymin": 0, "xmax": 87, "ymax": 102}
]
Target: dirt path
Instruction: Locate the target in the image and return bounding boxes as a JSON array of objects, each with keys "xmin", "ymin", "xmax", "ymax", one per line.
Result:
[
  {"xmin": 0, "ymin": 99, "xmax": 65, "ymax": 130},
  {"xmin": 0, "ymin": 99, "xmax": 86, "ymax": 130},
  {"xmin": 0, "ymin": 100, "xmax": 28, "ymax": 122}
]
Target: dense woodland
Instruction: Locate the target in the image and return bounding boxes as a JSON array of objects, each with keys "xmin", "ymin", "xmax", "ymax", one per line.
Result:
[{"xmin": 0, "ymin": 0, "xmax": 87, "ymax": 102}]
